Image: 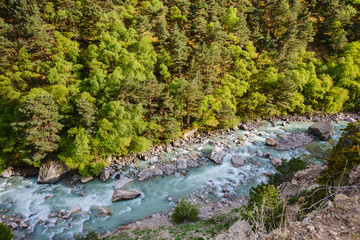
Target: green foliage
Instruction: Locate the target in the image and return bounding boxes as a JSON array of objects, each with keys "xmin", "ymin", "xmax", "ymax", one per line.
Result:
[
  {"xmin": 171, "ymin": 199, "xmax": 200, "ymax": 224},
  {"xmin": 75, "ymin": 230, "xmax": 100, "ymax": 240},
  {"xmin": 0, "ymin": 0, "xmax": 359, "ymax": 175},
  {"xmin": 319, "ymin": 120, "xmax": 360, "ymax": 185},
  {"xmin": 242, "ymin": 184, "xmax": 285, "ymax": 232},
  {"xmin": 268, "ymin": 157, "xmax": 307, "ymax": 187},
  {"xmin": 0, "ymin": 223, "xmax": 13, "ymax": 240}
]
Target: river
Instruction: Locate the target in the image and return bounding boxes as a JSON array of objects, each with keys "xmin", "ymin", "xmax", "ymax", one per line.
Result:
[{"xmin": 0, "ymin": 120, "xmax": 347, "ymax": 239}]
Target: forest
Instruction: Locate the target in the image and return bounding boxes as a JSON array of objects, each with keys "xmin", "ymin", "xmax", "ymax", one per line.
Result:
[{"xmin": 0, "ymin": 0, "xmax": 359, "ymax": 175}]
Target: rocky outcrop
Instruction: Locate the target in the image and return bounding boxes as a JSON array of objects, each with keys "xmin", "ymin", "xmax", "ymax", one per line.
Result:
[
  {"xmin": 279, "ymin": 163, "xmax": 326, "ymax": 199},
  {"xmin": 114, "ymin": 177, "xmax": 134, "ymax": 190},
  {"xmin": 215, "ymin": 220, "xmax": 254, "ymax": 240},
  {"xmin": 230, "ymin": 155, "xmax": 244, "ymax": 167},
  {"xmin": 209, "ymin": 146, "xmax": 226, "ymax": 164},
  {"xmin": 265, "ymin": 137, "xmax": 277, "ymax": 146},
  {"xmin": 37, "ymin": 161, "xmax": 70, "ymax": 184},
  {"xmin": 308, "ymin": 121, "xmax": 333, "ymax": 140},
  {"xmin": 111, "ymin": 189, "xmax": 141, "ymax": 203},
  {"xmin": 265, "ymin": 193, "xmax": 360, "ymax": 240},
  {"xmin": 183, "ymin": 128, "xmax": 198, "ymax": 139},
  {"xmin": 100, "ymin": 168, "xmax": 111, "ymax": 182},
  {"xmin": 274, "ymin": 133, "xmax": 315, "ymax": 150}
]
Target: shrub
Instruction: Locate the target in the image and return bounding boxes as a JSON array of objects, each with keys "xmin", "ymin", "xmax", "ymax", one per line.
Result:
[
  {"xmin": 319, "ymin": 120, "xmax": 360, "ymax": 185},
  {"xmin": 171, "ymin": 199, "xmax": 200, "ymax": 224},
  {"xmin": 268, "ymin": 157, "xmax": 307, "ymax": 187},
  {"xmin": 0, "ymin": 223, "xmax": 14, "ymax": 240},
  {"xmin": 241, "ymin": 184, "xmax": 285, "ymax": 232},
  {"xmin": 75, "ymin": 230, "xmax": 100, "ymax": 240}
]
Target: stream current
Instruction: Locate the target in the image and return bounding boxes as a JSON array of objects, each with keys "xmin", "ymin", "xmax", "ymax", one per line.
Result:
[{"xmin": 0, "ymin": 121, "xmax": 348, "ymax": 239}]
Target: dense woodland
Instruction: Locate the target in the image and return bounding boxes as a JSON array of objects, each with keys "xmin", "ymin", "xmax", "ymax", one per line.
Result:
[{"xmin": 0, "ymin": 0, "xmax": 359, "ymax": 175}]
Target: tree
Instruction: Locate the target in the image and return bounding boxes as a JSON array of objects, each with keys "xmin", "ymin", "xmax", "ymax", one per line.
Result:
[{"xmin": 12, "ymin": 91, "xmax": 63, "ymax": 166}]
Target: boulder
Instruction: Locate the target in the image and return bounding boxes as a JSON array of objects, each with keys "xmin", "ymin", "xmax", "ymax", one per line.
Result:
[
  {"xmin": 215, "ymin": 220, "xmax": 254, "ymax": 240},
  {"xmin": 114, "ymin": 177, "xmax": 133, "ymax": 190},
  {"xmin": 64, "ymin": 204, "xmax": 82, "ymax": 219},
  {"xmin": 230, "ymin": 155, "xmax": 244, "ymax": 167},
  {"xmin": 175, "ymin": 159, "xmax": 187, "ymax": 170},
  {"xmin": 38, "ymin": 161, "xmax": 70, "ymax": 184},
  {"xmin": 265, "ymin": 137, "xmax": 277, "ymax": 146},
  {"xmin": 270, "ymin": 157, "xmax": 282, "ymax": 167},
  {"xmin": 1, "ymin": 168, "xmax": 12, "ymax": 178},
  {"xmin": 209, "ymin": 146, "xmax": 226, "ymax": 164},
  {"xmin": 81, "ymin": 176, "xmax": 93, "ymax": 183},
  {"xmin": 308, "ymin": 121, "xmax": 333, "ymax": 140},
  {"xmin": 159, "ymin": 164, "xmax": 177, "ymax": 175},
  {"xmin": 99, "ymin": 207, "xmax": 112, "ymax": 216},
  {"xmin": 9, "ymin": 222, "xmax": 18, "ymax": 229},
  {"xmin": 99, "ymin": 168, "xmax": 111, "ymax": 182},
  {"xmin": 256, "ymin": 150, "xmax": 263, "ymax": 157},
  {"xmin": 111, "ymin": 189, "xmax": 141, "ymax": 203}
]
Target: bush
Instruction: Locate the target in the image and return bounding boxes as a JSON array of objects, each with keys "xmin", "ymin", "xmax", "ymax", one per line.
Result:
[
  {"xmin": 241, "ymin": 184, "xmax": 285, "ymax": 232},
  {"xmin": 319, "ymin": 120, "xmax": 360, "ymax": 185},
  {"xmin": 171, "ymin": 199, "xmax": 200, "ymax": 224},
  {"xmin": 268, "ymin": 157, "xmax": 307, "ymax": 187},
  {"xmin": 75, "ymin": 230, "xmax": 100, "ymax": 240},
  {"xmin": 0, "ymin": 223, "xmax": 14, "ymax": 240}
]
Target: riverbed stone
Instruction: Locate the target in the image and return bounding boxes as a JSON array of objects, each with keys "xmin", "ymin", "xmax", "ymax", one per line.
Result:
[
  {"xmin": 37, "ymin": 161, "xmax": 71, "ymax": 184},
  {"xmin": 114, "ymin": 177, "xmax": 134, "ymax": 190},
  {"xmin": 274, "ymin": 133, "xmax": 315, "ymax": 150},
  {"xmin": 1, "ymin": 168, "xmax": 12, "ymax": 178},
  {"xmin": 81, "ymin": 176, "xmax": 93, "ymax": 183},
  {"xmin": 137, "ymin": 168, "xmax": 163, "ymax": 182},
  {"xmin": 111, "ymin": 189, "xmax": 141, "ymax": 203},
  {"xmin": 256, "ymin": 150, "xmax": 263, "ymax": 157},
  {"xmin": 230, "ymin": 155, "xmax": 244, "ymax": 167},
  {"xmin": 64, "ymin": 204, "xmax": 82, "ymax": 219},
  {"xmin": 209, "ymin": 146, "xmax": 226, "ymax": 164},
  {"xmin": 265, "ymin": 137, "xmax": 277, "ymax": 146},
  {"xmin": 270, "ymin": 157, "xmax": 282, "ymax": 167},
  {"xmin": 175, "ymin": 159, "xmax": 187, "ymax": 170},
  {"xmin": 308, "ymin": 121, "xmax": 333, "ymax": 140},
  {"xmin": 99, "ymin": 168, "xmax": 111, "ymax": 182}
]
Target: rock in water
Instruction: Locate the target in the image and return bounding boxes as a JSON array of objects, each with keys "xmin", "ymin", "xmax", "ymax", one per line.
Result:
[
  {"xmin": 308, "ymin": 121, "xmax": 333, "ymax": 140},
  {"xmin": 210, "ymin": 146, "xmax": 226, "ymax": 164},
  {"xmin": 270, "ymin": 157, "xmax": 282, "ymax": 167},
  {"xmin": 256, "ymin": 150, "xmax": 263, "ymax": 157},
  {"xmin": 230, "ymin": 155, "xmax": 244, "ymax": 167},
  {"xmin": 64, "ymin": 204, "xmax": 82, "ymax": 219},
  {"xmin": 100, "ymin": 168, "xmax": 111, "ymax": 182},
  {"xmin": 111, "ymin": 189, "xmax": 141, "ymax": 203},
  {"xmin": 37, "ymin": 161, "xmax": 70, "ymax": 184},
  {"xmin": 81, "ymin": 176, "xmax": 93, "ymax": 183},
  {"xmin": 265, "ymin": 137, "xmax": 277, "ymax": 146},
  {"xmin": 114, "ymin": 177, "xmax": 134, "ymax": 190}
]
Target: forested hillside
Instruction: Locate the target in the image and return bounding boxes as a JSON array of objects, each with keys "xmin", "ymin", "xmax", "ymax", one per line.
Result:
[{"xmin": 0, "ymin": 0, "xmax": 359, "ymax": 175}]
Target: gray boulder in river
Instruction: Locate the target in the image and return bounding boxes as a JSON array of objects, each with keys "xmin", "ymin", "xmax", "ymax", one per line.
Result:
[
  {"xmin": 209, "ymin": 146, "xmax": 226, "ymax": 164},
  {"xmin": 99, "ymin": 168, "xmax": 111, "ymax": 182},
  {"xmin": 37, "ymin": 161, "xmax": 70, "ymax": 184},
  {"xmin": 308, "ymin": 121, "xmax": 333, "ymax": 140},
  {"xmin": 112, "ymin": 189, "xmax": 141, "ymax": 203},
  {"xmin": 230, "ymin": 155, "xmax": 244, "ymax": 167}
]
